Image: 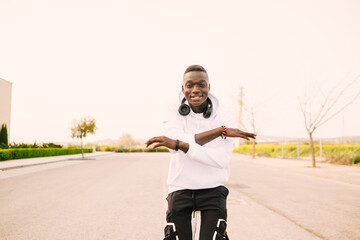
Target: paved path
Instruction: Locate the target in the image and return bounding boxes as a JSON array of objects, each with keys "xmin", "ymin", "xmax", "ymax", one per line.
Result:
[{"xmin": 0, "ymin": 153, "xmax": 359, "ymax": 239}]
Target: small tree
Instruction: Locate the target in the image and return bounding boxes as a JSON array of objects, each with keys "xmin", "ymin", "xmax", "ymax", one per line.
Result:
[
  {"xmin": 298, "ymin": 75, "xmax": 360, "ymax": 167},
  {"xmin": 70, "ymin": 117, "xmax": 97, "ymax": 159},
  {"xmin": 244, "ymin": 102, "xmax": 269, "ymax": 159},
  {"xmin": 0, "ymin": 124, "xmax": 9, "ymax": 149},
  {"xmin": 237, "ymin": 87, "xmax": 270, "ymax": 159}
]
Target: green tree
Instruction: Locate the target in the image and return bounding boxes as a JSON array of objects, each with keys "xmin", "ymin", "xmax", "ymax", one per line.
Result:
[
  {"xmin": 70, "ymin": 117, "xmax": 97, "ymax": 159},
  {"xmin": 0, "ymin": 124, "xmax": 9, "ymax": 149}
]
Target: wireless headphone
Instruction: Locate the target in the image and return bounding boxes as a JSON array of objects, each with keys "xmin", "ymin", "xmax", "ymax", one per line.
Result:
[{"xmin": 178, "ymin": 97, "xmax": 213, "ymax": 118}]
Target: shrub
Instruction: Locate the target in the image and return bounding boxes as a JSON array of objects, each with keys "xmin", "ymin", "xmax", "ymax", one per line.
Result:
[
  {"xmin": 9, "ymin": 142, "xmax": 32, "ymax": 148},
  {"xmin": 101, "ymin": 145, "xmax": 112, "ymax": 151},
  {"xmin": 42, "ymin": 142, "xmax": 62, "ymax": 148},
  {"xmin": 0, "ymin": 124, "xmax": 8, "ymax": 148},
  {"xmin": 352, "ymin": 155, "xmax": 360, "ymax": 165},
  {"xmin": 0, "ymin": 148, "xmax": 92, "ymax": 161},
  {"xmin": 9, "ymin": 142, "xmax": 62, "ymax": 149}
]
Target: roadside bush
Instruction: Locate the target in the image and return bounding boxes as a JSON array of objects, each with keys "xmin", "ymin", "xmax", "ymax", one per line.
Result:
[
  {"xmin": 0, "ymin": 124, "xmax": 9, "ymax": 148},
  {"xmin": 0, "ymin": 149, "xmax": 11, "ymax": 160},
  {"xmin": 353, "ymin": 155, "xmax": 360, "ymax": 165},
  {"xmin": 42, "ymin": 142, "xmax": 62, "ymax": 148},
  {"xmin": 0, "ymin": 148, "xmax": 92, "ymax": 161},
  {"xmin": 101, "ymin": 145, "xmax": 112, "ymax": 151},
  {"xmin": 9, "ymin": 142, "xmax": 33, "ymax": 148},
  {"xmin": 9, "ymin": 142, "xmax": 62, "ymax": 149}
]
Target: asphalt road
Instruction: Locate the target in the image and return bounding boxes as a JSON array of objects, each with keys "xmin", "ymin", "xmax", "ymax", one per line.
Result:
[{"xmin": 0, "ymin": 153, "xmax": 359, "ymax": 240}]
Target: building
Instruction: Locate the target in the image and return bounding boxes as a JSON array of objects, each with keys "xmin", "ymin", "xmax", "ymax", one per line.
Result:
[{"xmin": 0, "ymin": 78, "xmax": 12, "ymax": 140}]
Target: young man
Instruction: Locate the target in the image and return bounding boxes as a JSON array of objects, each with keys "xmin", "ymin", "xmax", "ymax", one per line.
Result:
[{"xmin": 146, "ymin": 65, "xmax": 256, "ymax": 240}]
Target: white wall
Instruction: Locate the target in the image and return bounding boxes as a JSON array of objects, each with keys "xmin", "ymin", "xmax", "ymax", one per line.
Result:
[{"xmin": 0, "ymin": 78, "xmax": 12, "ymax": 140}]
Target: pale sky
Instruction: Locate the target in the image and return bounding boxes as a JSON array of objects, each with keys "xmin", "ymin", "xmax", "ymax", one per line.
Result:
[{"xmin": 1, "ymin": 0, "xmax": 360, "ymax": 144}]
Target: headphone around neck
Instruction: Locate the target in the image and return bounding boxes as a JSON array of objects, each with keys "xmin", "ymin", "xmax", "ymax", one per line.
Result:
[{"xmin": 178, "ymin": 97, "xmax": 213, "ymax": 118}]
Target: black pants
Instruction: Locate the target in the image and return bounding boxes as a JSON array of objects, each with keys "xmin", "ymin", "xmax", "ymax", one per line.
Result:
[{"xmin": 164, "ymin": 186, "xmax": 229, "ymax": 240}]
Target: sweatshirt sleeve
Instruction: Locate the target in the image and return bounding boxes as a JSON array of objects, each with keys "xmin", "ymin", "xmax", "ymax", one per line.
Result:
[
  {"xmin": 186, "ymin": 138, "xmax": 233, "ymax": 169},
  {"xmin": 185, "ymin": 106, "xmax": 236, "ymax": 169}
]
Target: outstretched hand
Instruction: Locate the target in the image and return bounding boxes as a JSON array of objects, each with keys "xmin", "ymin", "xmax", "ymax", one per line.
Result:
[{"xmin": 226, "ymin": 128, "xmax": 256, "ymax": 141}]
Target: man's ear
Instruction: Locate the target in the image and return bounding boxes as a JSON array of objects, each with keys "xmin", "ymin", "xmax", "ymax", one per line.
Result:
[
  {"xmin": 208, "ymin": 83, "xmax": 211, "ymax": 91},
  {"xmin": 182, "ymin": 85, "xmax": 184, "ymax": 93}
]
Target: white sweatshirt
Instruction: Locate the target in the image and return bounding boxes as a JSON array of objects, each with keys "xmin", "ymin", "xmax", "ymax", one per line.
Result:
[{"xmin": 163, "ymin": 92, "xmax": 236, "ymax": 193}]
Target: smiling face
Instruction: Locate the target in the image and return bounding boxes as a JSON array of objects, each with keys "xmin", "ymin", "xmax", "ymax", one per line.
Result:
[{"xmin": 182, "ymin": 71, "xmax": 210, "ymax": 113}]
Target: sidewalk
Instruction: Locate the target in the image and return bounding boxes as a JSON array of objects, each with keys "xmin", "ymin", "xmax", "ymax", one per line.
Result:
[{"xmin": 0, "ymin": 151, "xmax": 114, "ymax": 171}]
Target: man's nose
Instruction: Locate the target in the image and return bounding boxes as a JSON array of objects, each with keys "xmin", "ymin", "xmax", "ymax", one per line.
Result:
[{"xmin": 192, "ymin": 85, "xmax": 200, "ymax": 93}]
